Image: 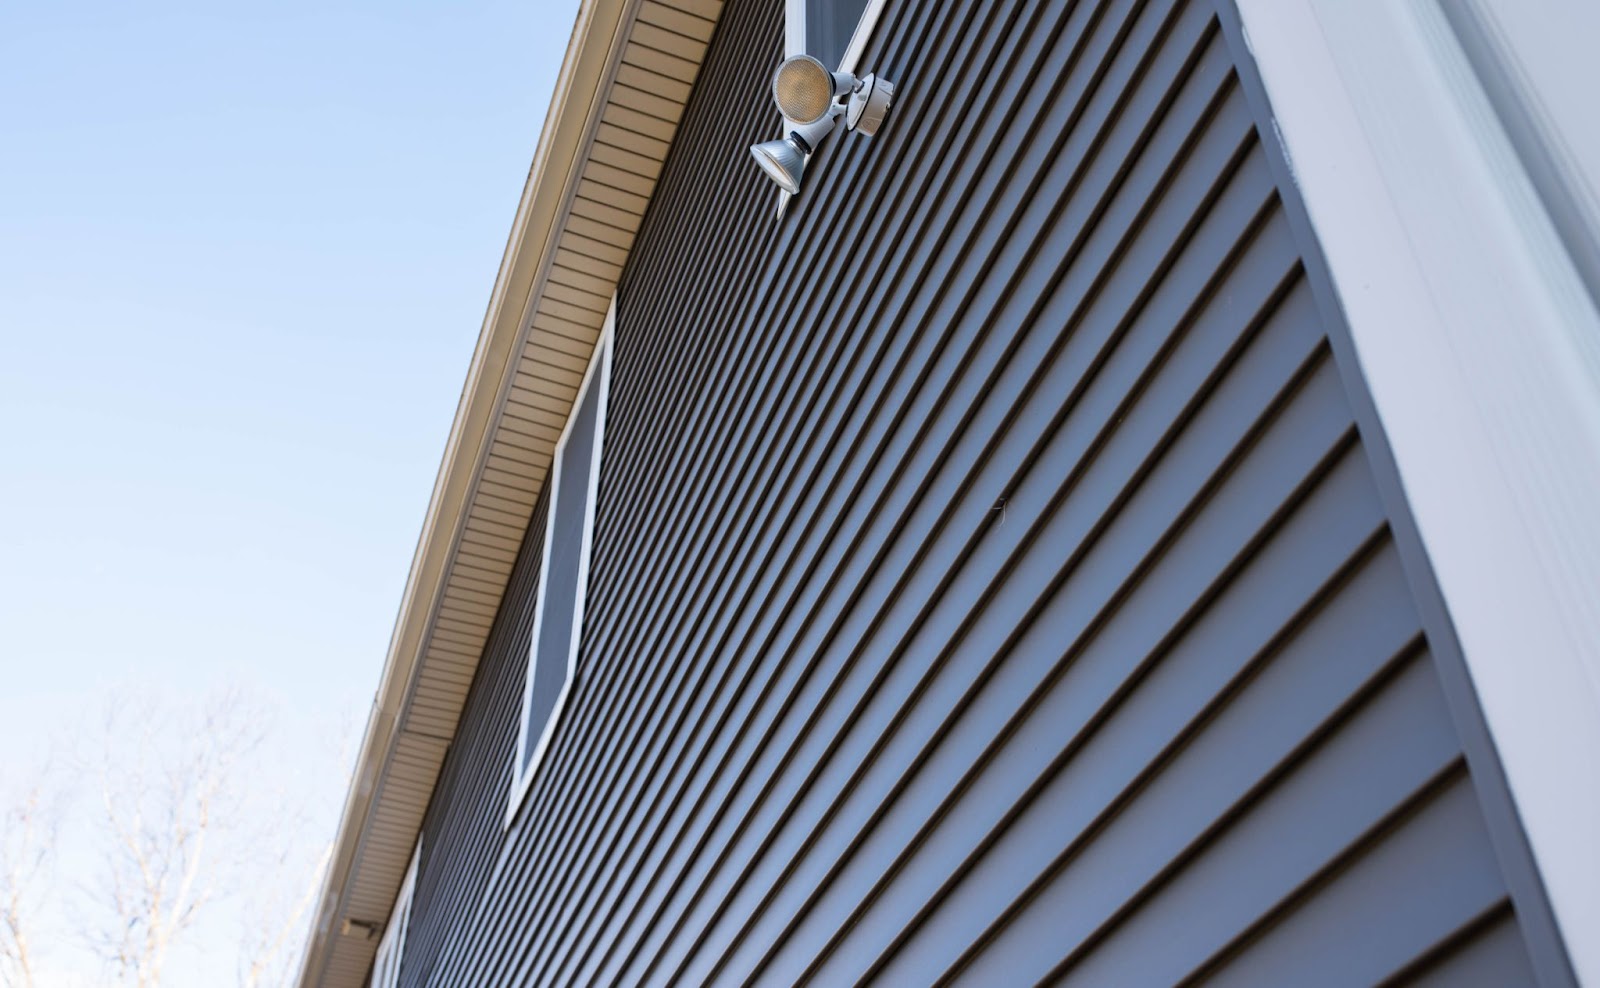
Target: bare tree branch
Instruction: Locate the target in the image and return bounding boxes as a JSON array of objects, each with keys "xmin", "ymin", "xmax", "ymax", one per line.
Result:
[
  {"xmin": 239, "ymin": 840, "xmax": 332, "ymax": 988},
  {"xmin": 0, "ymin": 779, "xmax": 58, "ymax": 988},
  {"xmin": 88, "ymin": 688, "xmax": 266, "ymax": 987},
  {"xmin": 237, "ymin": 713, "xmax": 355, "ymax": 988},
  {"xmin": 0, "ymin": 686, "xmax": 349, "ymax": 987}
]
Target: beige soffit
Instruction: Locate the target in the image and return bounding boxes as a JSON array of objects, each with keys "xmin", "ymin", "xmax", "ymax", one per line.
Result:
[{"xmin": 295, "ymin": 0, "xmax": 724, "ymax": 984}]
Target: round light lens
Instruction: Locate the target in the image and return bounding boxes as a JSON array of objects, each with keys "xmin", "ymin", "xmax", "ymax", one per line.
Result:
[
  {"xmin": 772, "ymin": 55, "xmax": 836, "ymax": 125},
  {"xmin": 750, "ymin": 138, "xmax": 805, "ymax": 194}
]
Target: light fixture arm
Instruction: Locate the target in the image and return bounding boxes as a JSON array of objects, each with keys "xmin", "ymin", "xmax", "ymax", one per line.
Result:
[{"xmin": 787, "ymin": 104, "xmax": 844, "ymax": 152}]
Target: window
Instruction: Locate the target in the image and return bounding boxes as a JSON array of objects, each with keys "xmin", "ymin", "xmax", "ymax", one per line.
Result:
[
  {"xmin": 785, "ymin": 0, "xmax": 885, "ymax": 70},
  {"xmin": 370, "ymin": 841, "xmax": 419, "ymax": 988},
  {"xmin": 506, "ymin": 301, "xmax": 614, "ymax": 826}
]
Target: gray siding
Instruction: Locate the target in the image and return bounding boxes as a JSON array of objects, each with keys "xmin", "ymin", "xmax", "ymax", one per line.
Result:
[{"xmin": 397, "ymin": 0, "xmax": 1564, "ymax": 984}]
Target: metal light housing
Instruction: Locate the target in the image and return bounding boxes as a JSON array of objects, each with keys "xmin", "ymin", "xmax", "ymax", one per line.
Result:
[
  {"xmin": 846, "ymin": 72, "xmax": 896, "ymax": 136},
  {"xmin": 749, "ymin": 111, "xmax": 841, "ymax": 195}
]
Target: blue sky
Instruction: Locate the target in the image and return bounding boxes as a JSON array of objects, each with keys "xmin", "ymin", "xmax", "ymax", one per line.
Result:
[{"xmin": 0, "ymin": 0, "xmax": 576, "ymax": 980}]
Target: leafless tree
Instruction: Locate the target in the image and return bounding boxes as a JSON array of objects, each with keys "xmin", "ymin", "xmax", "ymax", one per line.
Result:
[
  {"xmin": 0, "ymin": 687, "xmax": 348, "ymax": 987},
  {"xmin": 87, "ymin": 688, "xmax": 266, "ymax": 988},
  {"xmin": 236, "ymin": 710, "xmax": 353, "ymax": 988},
  {"xmin": 237, "ymin": 838, "xmax": 332, "ymax": 988},
  {"xmin": 0, "ymin": 777, "xmax": 57, "ymax": 988}
]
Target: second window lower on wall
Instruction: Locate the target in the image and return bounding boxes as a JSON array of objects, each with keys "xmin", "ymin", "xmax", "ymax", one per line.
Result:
[{"xmin": 507, "ymin": 302, "xmax": 614, "ymax": 826}]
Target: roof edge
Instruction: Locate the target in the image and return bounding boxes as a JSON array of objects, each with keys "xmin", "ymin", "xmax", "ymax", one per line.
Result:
[{"xmin": 295, "ymin": 0, "xmax": 639, "ymax": 982}]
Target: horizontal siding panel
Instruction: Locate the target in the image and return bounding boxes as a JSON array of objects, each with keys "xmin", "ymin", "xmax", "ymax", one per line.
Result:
[
  {"xmin": 601, "ymin": 101, "xmax": 681, "ymax": 144},
  {"xmin": 422, "ymin": 639, "xmax": 482, "ymax": 662},
  {"xmin": 403, "ymin": 716, "xmax": 460, "ymax": 742},
  {"xmin": 460, "ymin": 514, "xmax": 533, "ymax": 545},
  {"xmin": 484, "ymin": 428, "xmax": 553, "ymax": 461},
  {"xmin": 512, "ymin": 362, "xmax": 583, "ymax": 395},
  {"xmin": 539, "ymin": 294, "xmax": 611, "ymax": 328},
  {"xmin": 586, "ymin": 138, "xmax": 669, "ymax": 184},
  {"xmin": 1407, "ymin": 909, "xmax": 1537, "ymax": 986},
  {"xmin": 530, "ymin": 313, "xmax": 604, "ymax": 348},
  {"xmin": 660, "ymin": 0, "xmax": 723, "ymax": 23},
  {"xmin": 554, "ymin": 243, "xmax": 628, "ymax": 282},
  {"xmin": 563, "ymin": 213, "xmax": 637, "ymax": 251},
  {"xmin": 463, "ymin": 517, "xmax": 532, "ymax": 547},
  {"xmin": 446, "ymin": 546, "xmax": 515, "ymax": 573},
  {"xmin": 630, "ymin": 21, "xmax": 709, "ymax": 62},
  {"xmin": 486, "ymin": 443, "xmax": 554, "ymax": 474},
  {"xmin": 437, "ymin": 594, "xmax": 501, "ymax": 621},
  {"xmin": 425, "ymin": 614, "xmax": 492, "ymax": 640},
  {"xmin": 431, "ymin": 616, "xmax": 492, "ymax": 640},
  {"xmin": 542, "ymin": 279, "xmax": 614, "ymax": 315},
  {"xmin": 390, "ymin": 1, "xmax": 1554, "ymax": 987},
  {"xmin": 450, "ymin": 551, "xmax": 514, "ymax": 579},
  {"xmin": 621, "ymin": 40, "xmax": 700, "ymax": 84},
  {"xmin": 568, "ymin": 193, "xmax": 647, "ymax": 235},
  {"xmin": 482, "ymin": 453, "xmax": 545, "ymax": 482},
  {"xmin": 594, "ymin": 122, "xmax": 673, "ymax": 169},
  {"xmin": 468, "ymin": 488, "xmax": 541, "ymax": 518},
  {"xmin": 466, "ymin": 478, "xmax": 538, "ymax": 508},
  {"xmin": 415, "ymin": 676, "xmax": 474, "ymax": 700},
  {"xmin": 507, "ymin": 367, "xmax": 584, "ymax": 404},
  {"xmin": 575, "ymin": 178, "xmax": 654, "ymax": 220},
  {"xmin": 501, "ymin": 395, "xmax": 570, "ymax": 429},
  {"xmin": 637, "ymin": 0, "xmax": 717, "ymax": 43}
]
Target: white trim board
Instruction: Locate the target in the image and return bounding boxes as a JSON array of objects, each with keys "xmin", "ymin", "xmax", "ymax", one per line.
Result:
[
  {"xmin": 1232, "ymin": 0, "xmax": 1600, "ymax": 982},
  {"xmin": 298, "ymin": 1, "xmax": 729, "ymax": 983},
  {"xmin": 506, "ymin": 296, "xmax": 616, "ymax": 830}
]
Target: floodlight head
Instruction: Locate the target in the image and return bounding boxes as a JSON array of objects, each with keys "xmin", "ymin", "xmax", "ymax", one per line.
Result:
[
  {"xmin": 749, "ymin": 111, "xmax": 840, "ymax": 193},
  {"xmin": 772, "ymin": 54, "xmax": 856, "ymax": 125},
  {"xmin": 750, "ymin": 138, "xmax": 805, "ymax": 194}
]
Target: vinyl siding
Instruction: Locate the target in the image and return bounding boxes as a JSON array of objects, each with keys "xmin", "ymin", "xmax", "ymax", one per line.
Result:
[{"xmin": 394, "ymin": 0, "xmax": 1562, "ymax": 984}]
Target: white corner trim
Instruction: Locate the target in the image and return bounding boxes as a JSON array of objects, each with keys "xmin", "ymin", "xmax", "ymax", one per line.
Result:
[
  {"xmin": 1234, "ymin": 0, "xmax": 1600, "ymax": 981},
  {"xmin": 505, "ymin": 297, "xmax": 616, "ymax": 830},
  {"xmin": 785, "ymin": 0, "xmax": 806, "ymax": 58}
]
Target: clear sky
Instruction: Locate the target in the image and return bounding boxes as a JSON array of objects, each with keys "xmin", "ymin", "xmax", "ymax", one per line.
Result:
[{"xmin": 0, "ymin": 0, "xmax": 577, "ymax": 981}]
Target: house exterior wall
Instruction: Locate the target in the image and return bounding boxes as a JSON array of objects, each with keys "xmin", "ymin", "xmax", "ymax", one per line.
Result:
[
  {"xmin": 1229, "ymin": 2, "xmax": 1600, "ymax": 981},
  {"xmin": 390, "ymin": 0, "xmax": 1571, "ymax": 984}
]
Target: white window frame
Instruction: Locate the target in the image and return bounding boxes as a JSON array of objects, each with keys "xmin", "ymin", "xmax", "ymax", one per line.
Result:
[
  {"xmin": 370, "ymin": 840, "xmax": 419, "ymax": 988},
  {"xmin": 776, "ymin": 0, "xmax": 892, "ymax": 215},
  {"xmin": 505, "ymin": 298, "xmax": 615, "ymax": 828},
  {"xmin": 785, "ymin": 0, "xmax": 889, "ymax": 67}
]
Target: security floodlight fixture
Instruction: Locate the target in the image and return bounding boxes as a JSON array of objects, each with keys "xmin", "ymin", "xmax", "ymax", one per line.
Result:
[
  {"xmin": 749, "ymin": 109, "xmax": 842, "ymax": 195},
  {"xmin": 750, "ymin": 54, "xmax": 898, "ymax": 194}
]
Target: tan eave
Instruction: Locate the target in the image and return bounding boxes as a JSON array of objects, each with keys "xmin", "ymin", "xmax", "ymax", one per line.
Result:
[{"xmin": 295, "ymin": 1, "xmax": 724, "ymax": 984}]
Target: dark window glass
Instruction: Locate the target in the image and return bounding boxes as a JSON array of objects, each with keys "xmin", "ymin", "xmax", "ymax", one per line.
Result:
[
  {"xmin": 807, "ymin": 0, "xmax": 870, "ymax": 67},
  {"xmin": 522, "ymin": 367, "xmax": 602, "ymax": 769}
]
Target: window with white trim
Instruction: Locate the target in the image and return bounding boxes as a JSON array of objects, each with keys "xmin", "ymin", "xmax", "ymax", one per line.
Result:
[
  {"xmin": 370, "ymin": 841, "xmax": 419, "ymax": 988},
  {"xmin": 506, "ymin": 302, "xmax": 613, "ymax": 826},
  {"xmin": 785, "ymin": 0, "xmax": 884, "ymax": 69}
]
